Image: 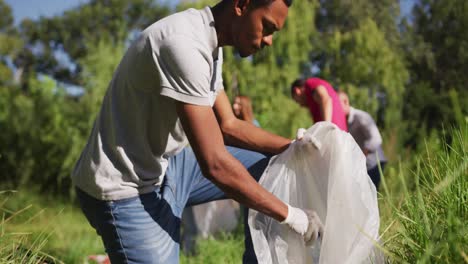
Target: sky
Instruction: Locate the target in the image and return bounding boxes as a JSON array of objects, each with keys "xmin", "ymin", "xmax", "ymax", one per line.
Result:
[
  {"xmin": 5, "ymin": 0, "xmax": 90, "ymax": 25},
  {"xmin": 6, "ymin": 0, "xmax": 415, "ymax": 25}
]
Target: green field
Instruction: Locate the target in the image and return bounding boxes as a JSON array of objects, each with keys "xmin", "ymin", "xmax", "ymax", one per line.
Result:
[{"xmin": 1, "ymin": 125, "xmax": 466, "ymax": 264}]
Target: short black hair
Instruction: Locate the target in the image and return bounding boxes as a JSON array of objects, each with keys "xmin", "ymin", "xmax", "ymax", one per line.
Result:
[
  {"xmin": 290, "ymin": 78, "xmax": 305, "ymax": 96},
  {"xmin": 252, "ymin": 0, "xmax": 293, "ymax": 7}
]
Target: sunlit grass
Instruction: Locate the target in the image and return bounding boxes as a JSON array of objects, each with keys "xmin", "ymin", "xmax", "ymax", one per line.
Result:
[
  {"xmin": 0, "ymin": 190, "xmax": 103, "ymax": 264},
  {"xmin": 180, "ymin": 233, "xmax": 244, "ymax": 264},
  {"xmin": 379, "ymin": 124, "xmax": 467, "ymax": 263},
  {"xmin": 1, "ymin": 125, "xmax": 466, "ymax": 263}
]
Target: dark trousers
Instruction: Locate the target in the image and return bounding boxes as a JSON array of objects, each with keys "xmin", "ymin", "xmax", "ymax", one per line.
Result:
[{"xmin": 367, "ymin": 162, "xmax": 386, "ymax": 190}]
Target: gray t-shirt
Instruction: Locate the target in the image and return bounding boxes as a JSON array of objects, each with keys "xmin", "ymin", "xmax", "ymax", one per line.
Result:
[
  {"xmin": 347, "ymin": 107, "xmax": 386, "ymax": 169},
  {"xmin": 72, "ymin": 7, "xmax": 223, "ymax": 200}
]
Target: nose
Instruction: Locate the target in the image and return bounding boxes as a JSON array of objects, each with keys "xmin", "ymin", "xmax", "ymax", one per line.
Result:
[{"xmin": 262, "ymin": 35, "xmax": 273, "ymax": 47}]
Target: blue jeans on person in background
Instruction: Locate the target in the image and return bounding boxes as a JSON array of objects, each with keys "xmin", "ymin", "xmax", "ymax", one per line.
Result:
[{"xmin": 76, "ymin": 146, "xmax": 270, "ymax": 264}]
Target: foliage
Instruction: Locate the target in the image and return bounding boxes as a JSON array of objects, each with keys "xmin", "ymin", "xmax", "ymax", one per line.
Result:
[
  {"xmin": 0, "ymin": 190, "xmax": 103, "ymax": 264},
  {"xmin": 380, "ymin": 124, "xmax": 468, "ymax": 263},
  {"xmin": 311, "ymin": 0, "xmax": 408, "ymax": 129},
  {"xmin": 16, "ymin": 0, "xmax": 170, "ymax": 83},
  {"xmin": 401, "ymin": 0, "xmax": 468, "ymax": 146},
  {"xmin": 78, "ymin": 39, "xmax": 126, "ymax": 123},
  {"xmin": 316, "ymin": 18, "xmax": 408, "ymax": 127},
  {"xmin": 0, "ymin": 0, "xmax": 13, "ymax": 31},
  {"xmin": 0, "ymin": 78, "xmax": 82, "ymax": 195},
  {"xmin": 316, "ymin": 0, "xmax": 401, "ymax": 45},
  {"xmin": 0, "ymin": 37, "xmax": 125, "ymax": 195},
  {"xmin": 0, "ymin": 0, "xmax": 21, "ymax": 85}
]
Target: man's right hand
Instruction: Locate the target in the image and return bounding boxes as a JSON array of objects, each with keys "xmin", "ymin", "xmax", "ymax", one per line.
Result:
[
  {"xmin": 304, "ymin": 210, "xmax": 324, "ymax": 246},
  {"xmin": 281, "ymin": 204, "xmax": 324, "ymax": 246}
]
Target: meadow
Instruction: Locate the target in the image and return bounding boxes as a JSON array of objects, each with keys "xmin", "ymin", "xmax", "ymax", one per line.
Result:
[{"xmin": 1, "ymin": 124, "xmax": 465, "ymax": 264}]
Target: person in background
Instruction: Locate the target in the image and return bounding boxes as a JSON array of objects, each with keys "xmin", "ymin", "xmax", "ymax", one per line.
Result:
[
  {"xmin": 338, "ymin": 91, "xmax": 387, "ymax": 189},
  {"xmin": 233, "ymin": 95, "xmax": 261, "ymax": 127},
  {"xmin": 291, "ymin": 78, "xmax": 348, "ymax": 131}
]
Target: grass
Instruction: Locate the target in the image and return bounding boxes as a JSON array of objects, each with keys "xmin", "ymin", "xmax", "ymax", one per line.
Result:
[
  {"xmin": 0, "ymin": 190, "xmax": 104, "ymax": 264},
  {"xmin": 0, "ymin": 188, "xmax": 245, "ymax": 264},
  {"xmin": 379, "ymin": 125, "xmax": 467, "ymax": 263},
  {"xmin": 180, "ymin": 233, "xmax": 244, "ymax": 264},
  {"xmin": 1, "ymin": 124, "xmax": 466, "ymax": 263}
]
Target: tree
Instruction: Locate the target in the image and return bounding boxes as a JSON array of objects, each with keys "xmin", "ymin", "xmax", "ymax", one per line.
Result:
[
  {"xmin": 0, "ymin": 0, "xmax": 22, "ymax": 84},
  {"xmin": 0, "ymin": 0, "xmax": 131, "ymax": 195},
  {"xmin": 317, "ymin": 18, "xmax": 408, "ymax": 128},
  {"xmin": 311, "ymin": 0, "xmax": 408, "ymax": 129},
  {"xmin": 16, "ymin": 0, "xmax": 171, "ymax": 85},
  {"xmin": 316, "ymin": 0, "xmax": 401, "ymax": 44},
  {"xmin": 0, "ymin": 0, "xmax": 13, "ymax": 31},
  {"xmin": 401, "ymin": 0, "xmax": 468, "ymax": 145}
]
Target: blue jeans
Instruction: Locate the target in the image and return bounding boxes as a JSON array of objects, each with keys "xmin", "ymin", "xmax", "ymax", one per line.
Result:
[{"xmin": 76, "ymin": 146, "xmax": 269, "ymax": 264}]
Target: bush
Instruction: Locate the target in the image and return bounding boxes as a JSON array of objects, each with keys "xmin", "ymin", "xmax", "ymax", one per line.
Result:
[{"xmin": 0, "ymin": 78, "xmax": 85, "ymax": 196}]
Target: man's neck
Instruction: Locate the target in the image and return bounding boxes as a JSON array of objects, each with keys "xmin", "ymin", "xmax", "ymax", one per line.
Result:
[{"xmin": 211, "ymin": 2, "xmax": 234, "ymax": 47}]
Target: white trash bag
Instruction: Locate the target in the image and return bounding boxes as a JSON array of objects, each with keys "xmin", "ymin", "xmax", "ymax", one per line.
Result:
[{"xmin": 248, "ymin": 122, "xmax": 381, "ymax": 264}]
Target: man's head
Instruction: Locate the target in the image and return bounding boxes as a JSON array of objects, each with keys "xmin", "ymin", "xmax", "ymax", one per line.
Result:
[
  {"xmin": 338, "ymin": 91, "xmax": 351, "ymax": 116},
  {"xmin": 290, "ymin": 78, "xmax": 307, "ymax": 106},
  {"xmin": 221, "ymin": 0, "xmax": 292, "ymax": 57}
]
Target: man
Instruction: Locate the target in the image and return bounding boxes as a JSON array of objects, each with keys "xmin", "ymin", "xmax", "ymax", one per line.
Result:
[
  {"xmin": 338, "ymin": 91, "xmax": 387, "ymax": 189},
  {"xmin": 291, "ymin": 78, "xmax": 348, "ymax": 131},
  {"xmin": 72, "ymin": 1, "xmax": 323, "ymax": 263}
]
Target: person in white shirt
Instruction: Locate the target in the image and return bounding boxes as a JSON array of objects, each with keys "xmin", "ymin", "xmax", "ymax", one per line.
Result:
[
  {"xmin": 338, "ymin": 91, "xmax": 387, "ymax": 189},
  {"xmin": 73, "ymin": 1, "xmax": 323, "ymax": 263}
]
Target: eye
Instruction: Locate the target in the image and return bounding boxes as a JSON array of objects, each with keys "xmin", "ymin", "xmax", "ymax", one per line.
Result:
[
  {"xmin": 263, "ymin": 26, "xmax": 274, "ymax": 36},
  {"xmin": 262, "ymin": 21, "xmax": 276, "ymax": 36}
]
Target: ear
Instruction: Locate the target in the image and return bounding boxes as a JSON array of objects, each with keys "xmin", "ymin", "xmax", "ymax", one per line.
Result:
[{"xmin": 234, "ymin": 0, "xmax": 251, "ymax": 16}]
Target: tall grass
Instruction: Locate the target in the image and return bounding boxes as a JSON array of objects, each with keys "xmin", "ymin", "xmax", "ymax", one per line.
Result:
[
  {"xmin": 380, "ymin": 124, "xmax": 467, "ymax": 263},
  {"xmin": 1, "ymin": 125, "xmax": 466, "ymax": 263},
  {"xmin": 0, "ymin": 190, "xmax": 104, "ymax": 264},
  {"xmin": 0, "ymin": 191, "xmax": 57, "ymax": 263}
]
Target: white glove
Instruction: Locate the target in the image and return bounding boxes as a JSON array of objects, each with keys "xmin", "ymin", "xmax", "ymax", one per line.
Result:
[
  {"xmin": 304, "ymin": 210, "xmax": 324, "ymax": 246},
  {"xmin": 296, "ymin": 128, "xmax": 307, "ymax": 141},
  {"xmin": 281, "ymin": 204, "xmax": 324, "ymax": 246},
  {"xmin": 290, "ymin": 128, "xmax": 307, "ymax": 145}
]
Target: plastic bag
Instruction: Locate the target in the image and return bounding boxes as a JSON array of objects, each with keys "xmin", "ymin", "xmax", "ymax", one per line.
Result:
[{"xmin": 248, "ymin": 122, "xmax": 381, "ymax": 264}]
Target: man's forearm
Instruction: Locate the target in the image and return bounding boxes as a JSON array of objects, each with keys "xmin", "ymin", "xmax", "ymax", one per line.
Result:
[
  {"xmin": 221, "ymin": 118, "xmax": 291, "ymax": 155},
  {"xmin": 207, "ymin": 149, "xmax": 288, "ymax": 221},
  {"xmin": 177, "ymin": 102, "xmax": 289, "ymax": 222}
]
